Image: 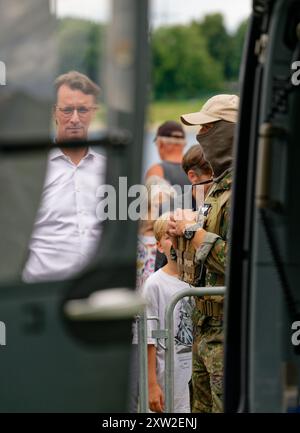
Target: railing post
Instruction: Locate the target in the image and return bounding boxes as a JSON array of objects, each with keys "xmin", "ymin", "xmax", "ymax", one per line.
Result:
[
  {"xmin": 164, "ymin": 286, "xmax": 226, "ymax": 413},
  {"xmin": 138, "ymin": 311, "xmax": 149, "ymax": 413},
  {"xmin": 137, "ymin": 286, "xmax": 226, "ymax": 413}
]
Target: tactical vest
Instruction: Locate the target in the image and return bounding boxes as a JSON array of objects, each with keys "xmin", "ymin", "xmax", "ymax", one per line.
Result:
[{"xmin": 176, "ymin": 186, "xmax": 231, "ymax": 287}]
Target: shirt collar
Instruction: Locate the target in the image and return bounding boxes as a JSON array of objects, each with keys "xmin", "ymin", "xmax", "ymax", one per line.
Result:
[
  {"xmin": 49, "ymin": 146, "xmax": 96, "ymax": 161},
  {"xmin": 49, "ymin": 147, "xmax": 64, "ymax": 161},
  {"xmin": 86, "ymin": 147, "xmax": 98, "ymax": 158}
]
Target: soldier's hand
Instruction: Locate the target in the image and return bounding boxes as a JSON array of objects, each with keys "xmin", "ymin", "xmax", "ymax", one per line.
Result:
[
  {"xmin": 149, "ymin": 382, "xmax": 165, "ymax": 413},
  {"xmin": 173, "ymin": 208, "xmax": 197, "ymax": 224},
  {"xmin": 166, "ymin": 209, "xmax": 198, "ymax": 237},
  {"xmin": 166, "ymin": 218, "xmax": 179, "ymax": 238},
  {"xmin": 166, "ymin": 216, "xmax": 185, "ymax": 237}
]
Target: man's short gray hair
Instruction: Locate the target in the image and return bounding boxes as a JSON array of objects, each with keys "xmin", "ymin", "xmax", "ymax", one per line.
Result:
[
  {"xmin": 54, "ymin": 71, "xmax": 101, "ymax": 100},
  {"xmin": 159, "ymin": 136, "xmax": 186, "ymax": 147}
]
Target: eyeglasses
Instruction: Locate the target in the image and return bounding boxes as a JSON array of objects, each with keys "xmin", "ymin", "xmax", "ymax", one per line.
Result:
[{"xmin": 55, "ymin": 105, "xmax": 97, "ymax": 118}]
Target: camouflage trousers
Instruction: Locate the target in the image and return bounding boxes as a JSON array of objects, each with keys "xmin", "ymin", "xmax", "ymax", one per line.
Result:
[{"xmin": 191, "ymin": 318, "xmax": 224, "ymax": 413}]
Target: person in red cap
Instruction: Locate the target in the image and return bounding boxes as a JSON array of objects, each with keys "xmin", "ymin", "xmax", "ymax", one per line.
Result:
[
  {"xmin": 167, "ymin": 94, "xmax": 239, "ymax": 413},
  {"xmin": 146, "ymin": 120, "xmax": 190, "ymax": 190}
]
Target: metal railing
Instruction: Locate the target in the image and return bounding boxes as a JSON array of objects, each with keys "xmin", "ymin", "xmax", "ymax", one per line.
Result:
[
  {"xmin": 137, "ymin": 310, "xmax": 148, "ymax": 413},
  {"xmin": 137, "ymin": 286, "xmax": 226, "ymax": 413}
]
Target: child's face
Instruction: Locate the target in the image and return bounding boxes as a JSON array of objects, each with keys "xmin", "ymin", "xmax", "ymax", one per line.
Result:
[{"xmin": 157, "ymin": 233, "xmax": 173, "ymax": 258}]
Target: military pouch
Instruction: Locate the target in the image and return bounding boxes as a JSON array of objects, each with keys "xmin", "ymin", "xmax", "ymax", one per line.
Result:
[{"xmin": 176, "ymin": 236, "xmax": 202, "ymax": 286}]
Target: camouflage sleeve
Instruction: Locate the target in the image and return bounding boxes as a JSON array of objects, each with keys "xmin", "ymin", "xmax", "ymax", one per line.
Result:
[
  {"xmin": 195, "ymin": 232, "xmax": 221, "ymax": 265},
  {"xmin": 205, "ymin": 198, "xmax": 230, "ymax": 275},
  {"xmin": 204, "ymin": 237, "xmax": 227, "ymax": 275}
]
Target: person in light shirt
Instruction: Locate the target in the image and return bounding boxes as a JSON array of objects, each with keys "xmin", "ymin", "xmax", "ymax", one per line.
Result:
[{"xmin": 23, "ymin": 71, "xmax": 106, "ymax": 283}]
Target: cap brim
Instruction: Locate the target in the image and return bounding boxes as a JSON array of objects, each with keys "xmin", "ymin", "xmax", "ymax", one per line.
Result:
[{"xmin": 181, "ymin": 111, "xmax": 220, "ymax": 126}]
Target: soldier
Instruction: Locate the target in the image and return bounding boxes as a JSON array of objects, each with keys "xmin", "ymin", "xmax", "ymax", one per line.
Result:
[{"xmin": 167, "ymin": 94, "xmax": 239, "ymax": 412}]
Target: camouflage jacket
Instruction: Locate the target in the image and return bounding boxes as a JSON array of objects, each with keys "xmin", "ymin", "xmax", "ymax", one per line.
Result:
[{"xmin": 195, "ymin": 170, "xmax": 232, "ymax": 288}]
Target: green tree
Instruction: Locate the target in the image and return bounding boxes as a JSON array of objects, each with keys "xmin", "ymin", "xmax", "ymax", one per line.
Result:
[
  {"xmin": 228, "ymin": 19, "xmax": 249, "ymax": 80},
  {"xmin": 151, "ymin": 24, "xmax": 224, "ymax": 99},
  {"xmin": 197, "ymin": 14, "xmax": 230, "ymax": 72},
  {"xmin": 193, "ymin": 13, "xmax": 248, "ymax": 81},
  {"xmin": 57, "ymin": 18, "xmax": 104, "ymax": 82}
]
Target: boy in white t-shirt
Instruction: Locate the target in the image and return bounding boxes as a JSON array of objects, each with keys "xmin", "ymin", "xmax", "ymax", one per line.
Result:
[{"xmin": 143, "ymin": 212, "xmax": 194, "ymax": 413}]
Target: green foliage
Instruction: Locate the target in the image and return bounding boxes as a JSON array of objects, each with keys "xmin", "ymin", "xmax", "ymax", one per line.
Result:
[
  {"xmin": 57, "ymin": 13, "xmax": 248, "ymax": 101},
  {"xmin": 194, "ymin": 14, "xmax": 230, "ymax": 77},
  {"xmin": 152, "ymin": 24, "xmax": 223, "ymax": 99},
  {"xmin": 151, "ymin": 13, "xmax": 248, "ymax": 99},
  {"xmin": 193, "ymin": 13, "xmax": 249, "ymax": 81},
  {"xmin": 57, "ymin": 18, "xmax": 104, "ymax": 82},
  {"xmin": 228, "ymin": 19, "xmax": 249, "ymax": 80}
]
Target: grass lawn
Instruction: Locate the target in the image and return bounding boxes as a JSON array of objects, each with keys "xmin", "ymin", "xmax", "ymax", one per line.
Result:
[
  {"xmin": 147, "ymin": 99, "xmax": 206, "ymax": 128},
  {"xmin": 96, "ymin": 98, "xmax": 210, "ymax": 129}
]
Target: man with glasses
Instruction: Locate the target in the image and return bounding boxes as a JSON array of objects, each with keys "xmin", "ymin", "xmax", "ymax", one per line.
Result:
[{"xmin": 22, "ymin": 71, "xmax": 106, "ymax": 282}]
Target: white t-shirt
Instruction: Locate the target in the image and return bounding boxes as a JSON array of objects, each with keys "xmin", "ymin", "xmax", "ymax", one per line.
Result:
[{"xmin": 142, "ymin": 268, "xmax": 194, "ymax": 413}]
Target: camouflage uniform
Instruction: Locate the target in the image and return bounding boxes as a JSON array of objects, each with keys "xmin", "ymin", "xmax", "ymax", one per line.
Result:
[{"xmin": 191, "ymin": 170, "xmax": 231, "ymax": 413}]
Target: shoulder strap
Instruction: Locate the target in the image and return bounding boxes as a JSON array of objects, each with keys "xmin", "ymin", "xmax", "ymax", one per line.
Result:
[{"xmin": 204, "ymin": 189, "xmax": 231, "ymax": 236}]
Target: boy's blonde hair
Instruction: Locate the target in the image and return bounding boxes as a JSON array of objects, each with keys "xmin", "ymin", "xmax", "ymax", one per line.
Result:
[{"xmin": 153, "ymin": 212, "xmax": 172, "ymax": 241}]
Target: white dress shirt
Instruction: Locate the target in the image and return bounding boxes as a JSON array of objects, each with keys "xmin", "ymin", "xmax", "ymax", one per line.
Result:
[{"xmin": 23, "ymin": 147, "xmax": 106, "ymax": 282}]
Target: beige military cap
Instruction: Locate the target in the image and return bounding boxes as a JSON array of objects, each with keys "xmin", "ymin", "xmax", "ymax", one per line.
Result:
[{"xmin": 181, "ymin": 94, "xmax": 239, "ymax": 126}]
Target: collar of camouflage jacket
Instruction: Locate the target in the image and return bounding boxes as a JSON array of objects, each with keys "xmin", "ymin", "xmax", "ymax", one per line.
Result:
[{"xmin": 210, "ymin": 169, "xmax": 232, "ymax": 195}]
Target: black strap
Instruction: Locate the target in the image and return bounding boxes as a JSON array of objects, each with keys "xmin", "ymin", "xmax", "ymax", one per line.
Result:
[{"xmin": 192, "ymin": 178, "xmax": 214, "ymax": 187}]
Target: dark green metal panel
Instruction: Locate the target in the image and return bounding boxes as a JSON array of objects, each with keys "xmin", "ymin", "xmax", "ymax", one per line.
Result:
[
  {"xmin": 0, "ymin": 283, "xmax": 131, "ymax": 412},
  {"xmin": 0, "ymin": 0, "xmax": 149, "ymax": 412},
  {"xmin": 226, "ymin": 0, "xmax": 300, "ymax": 413}
]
